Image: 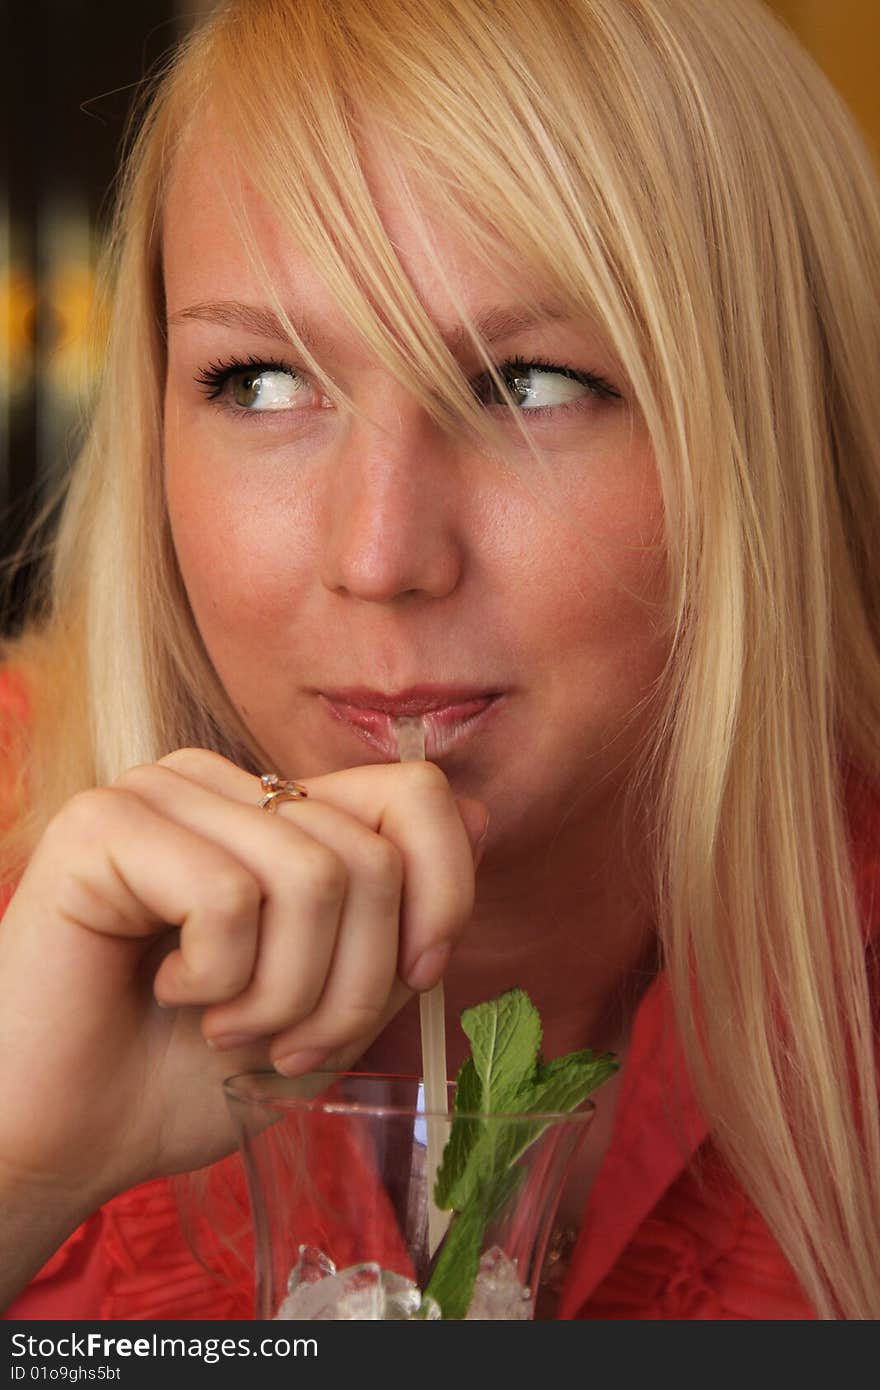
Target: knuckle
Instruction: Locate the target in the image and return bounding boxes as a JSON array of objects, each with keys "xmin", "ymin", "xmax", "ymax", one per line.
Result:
[
  {"xmin": 270, "ymin": 991, "xmax": 393, "ymax": 1065},
  {"xmin": 357, "ymin": 836, "xmax": 403, "ymax": 891},
  {"xmin": 208, "ymin": 962, "xmax": 252, "ymax": 1002},
  {"xmin": 178, "ymin": 956, "xmax": 244, "ymax": 1003},
  {"xmin": 313, "ymin": 998, "xmax": 385, "ymax": 1048},
  {"xmin": 158, "ymin": 747, "xmax": 227, "ymax": 778},
  {"xmin": 52, "ymin": 787, "xmax": 133, "ymax": 842},
  {"xmin": 202, "ymin": 866, "xmax": 261, "ymax": 920},
  {"xmin": 248, "ymin": 988, "xmax": 321, "ymax": 1037},
  {"xmin": 336, "ymin": 997, "xmax": 387, "ymax": 1038},
  {"xmin": 296, "ymin": 845, "xmax": 347, "ymax": 903},
  {"xmin": 112, "ymin": 762, "xmax": 163, "ymax": 793}
]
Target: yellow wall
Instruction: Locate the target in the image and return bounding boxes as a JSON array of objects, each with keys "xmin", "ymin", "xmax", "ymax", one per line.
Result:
[{"xmin": 767, "ymin": 0, "xmax": 880, "ymax": 157}]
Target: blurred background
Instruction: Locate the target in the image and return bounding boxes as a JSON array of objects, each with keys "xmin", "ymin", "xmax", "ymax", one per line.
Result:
[
  {"xmin": 1, "ymin": 0, "xmax": 878, "ymax": 630},
  {"xmin": 0, "ymin": 0, "xmax": 214, "ymax": 628}
]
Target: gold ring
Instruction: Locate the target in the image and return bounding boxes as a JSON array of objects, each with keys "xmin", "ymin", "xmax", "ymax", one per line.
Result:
[{"xmin": 258, "ymin": 772, "xmax": 309, "ymax": 812}]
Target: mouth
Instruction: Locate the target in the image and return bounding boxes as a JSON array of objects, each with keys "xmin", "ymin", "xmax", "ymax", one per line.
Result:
[{"xmin": 317, "ymin": 686, "xmax": 504, "ymax": 760}]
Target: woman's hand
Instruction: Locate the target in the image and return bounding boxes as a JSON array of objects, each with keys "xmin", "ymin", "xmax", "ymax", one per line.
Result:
[{"xmin": 0, "ymin": 748, "xmax": 487, "ymax": 1216}]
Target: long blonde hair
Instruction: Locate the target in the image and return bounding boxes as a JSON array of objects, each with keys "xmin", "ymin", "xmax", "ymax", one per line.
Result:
[{"xmin": 3, "ymin": 0, "xmax": 880, "ymax": 1318}]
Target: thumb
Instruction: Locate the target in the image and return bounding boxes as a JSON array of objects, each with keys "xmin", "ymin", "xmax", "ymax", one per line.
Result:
[{"xmin": 456, "ymin": 798, "xmax": 490, "ymax": 866}]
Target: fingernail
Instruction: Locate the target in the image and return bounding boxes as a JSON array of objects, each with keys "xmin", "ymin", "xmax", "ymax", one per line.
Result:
[
  {"xmin": 206, "ymin": 1031, "xmax": 260, "ymax": 1051},
  {"xmin": 406, "ymin": 943, "xmax": 452, "ymax": 992},
  {"xmin": 272, "ymin": 1047, "xmax": 329, "ymax": 1077}
]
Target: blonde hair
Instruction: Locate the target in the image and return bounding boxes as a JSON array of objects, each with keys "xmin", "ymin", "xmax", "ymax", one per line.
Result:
[{"xmin": 3, "ymin": 0, "xmax": 880, "ymax": 1317}]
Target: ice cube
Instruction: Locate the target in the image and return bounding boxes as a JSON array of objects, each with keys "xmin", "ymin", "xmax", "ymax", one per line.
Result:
[
  {"xmin": 275, "ymin": 1248, "xmax": 444, "ymax": 1321},
  {"xmin": 465, "ymin": 1246, "xmax": 533, "ymax": 1320},
  {"xmin": 287, "ymin": 1244, "xmax": 335, "ymax": 1292},
  {"xmin": 418, "ymin": 1294, "xmax": 442, "ymax": 1320},
  {"xmin": 381, "ymin": 1269, "xmax": 423, "ymax": 1320},
  {"xmin": 278, "ymin": 1261, "xmax": 385, "ymax": 1320}
]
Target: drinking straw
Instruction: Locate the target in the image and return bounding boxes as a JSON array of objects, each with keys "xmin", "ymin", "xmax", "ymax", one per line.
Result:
[{"xmin": 394, "ymin": 715, "xmax": 451, "ymax": 1257}]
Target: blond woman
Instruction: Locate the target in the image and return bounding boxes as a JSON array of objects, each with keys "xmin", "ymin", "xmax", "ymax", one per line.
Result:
[{"xmin": 1, "ymin": 0, "xmax": 879, "ymax": 1319}]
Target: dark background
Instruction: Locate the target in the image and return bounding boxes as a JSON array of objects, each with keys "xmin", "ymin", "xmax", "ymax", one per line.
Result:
[{"xmin": 1, "ymin": 1, "xmax": 204, "ymax": 633}]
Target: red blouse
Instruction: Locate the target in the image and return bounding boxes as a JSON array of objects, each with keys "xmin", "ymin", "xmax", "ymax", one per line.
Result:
[{"xmin": 2, "ymin": 669, "xmax": 878, "ymax": 1319}]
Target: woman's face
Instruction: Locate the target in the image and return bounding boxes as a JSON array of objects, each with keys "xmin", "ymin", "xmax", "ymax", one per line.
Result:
[{"xmin": 162, "ymin": 134, "xmax": 669, "ymax": 857}]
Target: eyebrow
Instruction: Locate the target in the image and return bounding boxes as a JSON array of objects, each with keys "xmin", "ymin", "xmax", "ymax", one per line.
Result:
[{"xmin": 165, "ymin": 298, "xmax": 569, "ymax": 355}]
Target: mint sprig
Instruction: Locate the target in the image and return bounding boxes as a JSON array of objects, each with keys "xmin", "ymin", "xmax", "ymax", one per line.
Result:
[{"xmin": 422, "ymin": 988, "xmax": 618, "ymax": 1319}]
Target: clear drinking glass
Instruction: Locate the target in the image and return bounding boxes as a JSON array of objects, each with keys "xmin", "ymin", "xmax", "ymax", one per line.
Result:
[{"xmin": 223, "ymin": 1070, "xmax": 594, "ymax": 1320}]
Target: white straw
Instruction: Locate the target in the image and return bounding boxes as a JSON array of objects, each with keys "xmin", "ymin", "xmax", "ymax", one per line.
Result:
[{"xmin": 394, "ymin": 716, "xmax": 451, "ymax": 1257}]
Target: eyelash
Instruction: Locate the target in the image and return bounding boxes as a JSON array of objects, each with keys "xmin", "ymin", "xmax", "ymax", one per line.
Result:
[
  {"xmin": 484, "ymin": 356, "xmax": 622, "ymax": 413},
  {"xmin": 195, "ymin": 354, "xmax": 298, "ymax": 407},
  {"xmin": 193, "ymin": 352, "xmax": 622, "ymax": 421}
]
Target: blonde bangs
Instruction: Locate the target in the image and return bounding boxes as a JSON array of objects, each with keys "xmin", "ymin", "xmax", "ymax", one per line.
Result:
[{"xmin": 166, "ymin": 0, "xmax": 694, "ymax": 587}]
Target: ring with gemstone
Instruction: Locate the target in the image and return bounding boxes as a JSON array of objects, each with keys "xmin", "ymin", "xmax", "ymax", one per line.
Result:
[{"xmin": 258, "ymin": 772, "xmax": 309, "ymax": 812}]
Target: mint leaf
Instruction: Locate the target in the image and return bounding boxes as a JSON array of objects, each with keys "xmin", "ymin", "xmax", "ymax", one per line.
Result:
[
  {"xmin": 441, "ymin": 1051, "xmax": 617, "ymax": 1215},
  {"xmin": 423, "ymin": 1167, "xmax": 522, "ymax": 1321},
  {"xmin": 419, "ymin": 1190, "xmax": 487, "ymax": 1321},
  {"xmin": 524, "ymin": 1050, "xmax": 619, "ymax": 1113},
  {"xmin": 433, "ymin": 990, "xmax": 545, "ymax": 1212},
  {"xmin": 433, "ymin": 1057, "xmax": 482, "ymax": 1208},
  {"xmin": 422, "ymin": 990, "xmax": 619, "ymax": 1319},
  {"xmin": 460, "ymin": 988, "xmax": 542, "ymax": 1113}
]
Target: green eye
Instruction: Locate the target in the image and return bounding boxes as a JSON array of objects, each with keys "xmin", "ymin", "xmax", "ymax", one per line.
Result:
[{"xmin": 195, "ymin": 357, "xmax": 315, "ymax": 413}]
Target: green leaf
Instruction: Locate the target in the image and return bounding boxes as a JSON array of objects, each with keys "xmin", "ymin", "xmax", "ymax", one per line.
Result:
[
  {"xmin": 460, "ymin": 988, "xmax": 542, "ymax": 1113},
  {"xmin": 433, "ymin": 1058, "xmax": 483, "ymax": 1209},
  {"xmin": 423, "ymin": 1165, "xmax": 524, "ymax": 1320},
  {"xmin": 420, "ymin": 1192, "xmax": 487, "ymax": 1321},
  {"xmin": 437, "ymin": 991, "xmax": 543, "ymax": 1212},
  {"xmin": 453, "ymin": 1051, "xmax": 620, "ymax": 1199},
  {"xmin": 523, "ymin": 1050, "xmax": 619, "ymax": 1114},
  {"xmin": 421, "ymin": 990, "xmax": 620, "ymax": 1318},
  {"xmin": 533, "ymin": 1047, "xmax": 617, "ymax": 1081}
]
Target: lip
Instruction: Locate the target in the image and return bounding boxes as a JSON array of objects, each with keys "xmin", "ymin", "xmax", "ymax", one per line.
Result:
[{"xmin": 318, "ymin": 686, "xmax": 503, "ymax": 760}]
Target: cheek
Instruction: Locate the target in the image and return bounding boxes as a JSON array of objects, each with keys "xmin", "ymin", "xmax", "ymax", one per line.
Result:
[
  {"xmin": 163, "ymin": 436, "xmax": 317, "ymax": 644},
  {"xmin": 523, "ymin": 441, "xmax": 668, "ymax": 652}
]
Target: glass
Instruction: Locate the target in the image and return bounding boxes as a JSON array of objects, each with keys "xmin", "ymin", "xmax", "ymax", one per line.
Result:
[{"xmin": 224, "ymin": 1070, "xmax": 594, "ymax": 1320}]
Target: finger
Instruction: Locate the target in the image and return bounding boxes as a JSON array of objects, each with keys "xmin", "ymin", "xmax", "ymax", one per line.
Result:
[
  {"xmin": 290, "ymin": 760, "xmax": 478, "ymax": 989},
  {"xmin": 114, "ymin": 764, "xmax": 402, "ymax": 1042},
  {"xmin": 157, "ymin": 749, "xmax": 480, "ymax": 986},
  {"xmin": 159, "ymin": 747, "xmax": 489, "ymax": 855},
  {"xmin": 42, "ymin": 788, "xmax": 261, "ymax": 1002},
  {"xmin": 259, "ymin": 835, "xmax": 404, "ymax": 1065},
  {"xmin": 202, "ymin": 812, "xmax": 403, "ymax": 1047},
  {"xmin": 268, "ymin": 977, "xmax": 414, "ymax": 1076}
]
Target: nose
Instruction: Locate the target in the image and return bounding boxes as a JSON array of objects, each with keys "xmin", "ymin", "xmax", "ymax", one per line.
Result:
[{"xmin": 319, "ymin": 402, "xmax": 467, "ymax": 603}]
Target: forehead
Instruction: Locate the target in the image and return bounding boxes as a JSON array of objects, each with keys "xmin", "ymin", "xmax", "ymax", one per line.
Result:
[
  {"xmin": 162, "ymin": 126, "xmax": 524, "ymax": 333},
  {"xmin": 166, "ymin": 128, "xmax": 500, "ymax": 315}
]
